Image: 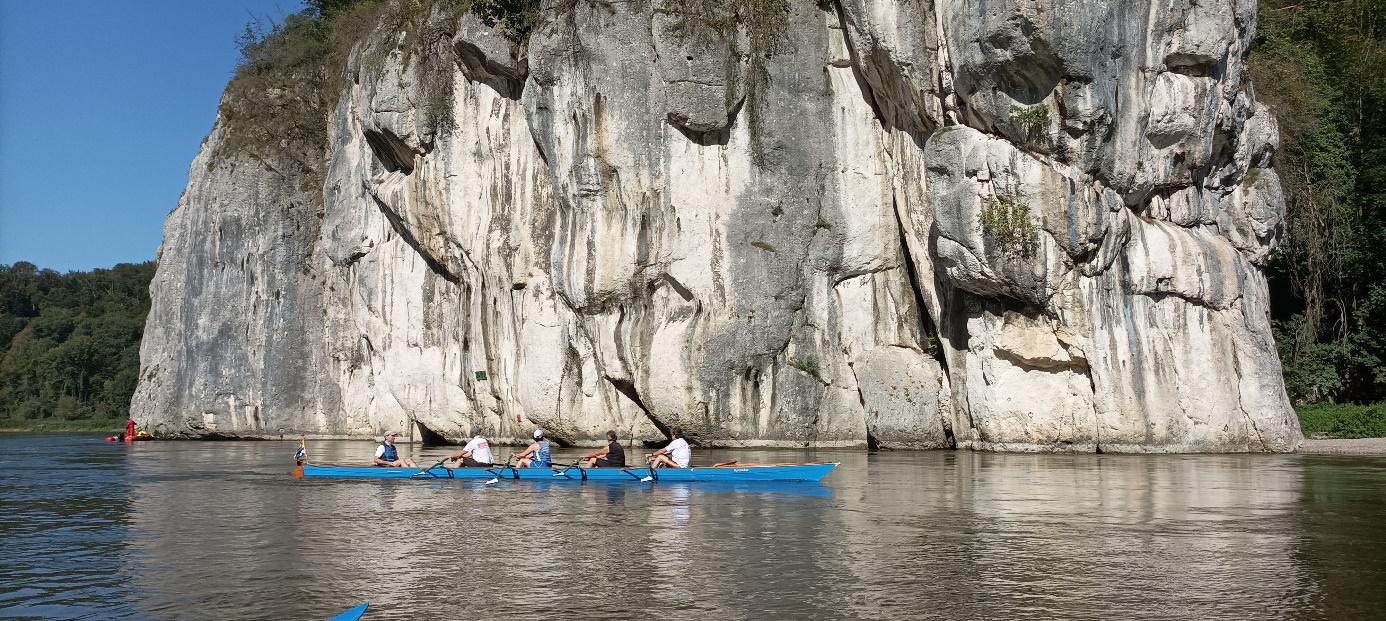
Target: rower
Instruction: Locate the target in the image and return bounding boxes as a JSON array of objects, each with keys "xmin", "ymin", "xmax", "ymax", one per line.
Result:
[
  {"xmin": 511, "ymin": 428, "xmax": 551, "ymax": 468},
  {"xmin": 647, "ymin": 427, "xmax": 691, "ymax": 469},
  {"xmin": 582, "ymin": 430, "xmax": 626, "ymax": 468},
  {"xmin": 449, "ymin": 426, "xmax": 494, "ymax": 467},
  {"xmin": 373, "ymin": 431, "xmax": 418, "ymax": 467}
]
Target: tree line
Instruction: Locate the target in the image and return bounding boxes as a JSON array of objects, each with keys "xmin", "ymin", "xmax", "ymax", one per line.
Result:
[
  {"xmin": 1254, "ymin": 0, "xmax": 1385, "ymax": 405},
  {"xmin": 0, "ymin": 261, "xmax": 155, "ymax": 424}
]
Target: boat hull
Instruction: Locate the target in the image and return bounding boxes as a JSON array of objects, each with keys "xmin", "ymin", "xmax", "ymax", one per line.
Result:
[
  {"xmin": 328, "ymin": 602, "xmax": 368, "ymax": 621},
  {"xmin": 296, "ymin": 462, "xmax": 837, "ymax": 482}
]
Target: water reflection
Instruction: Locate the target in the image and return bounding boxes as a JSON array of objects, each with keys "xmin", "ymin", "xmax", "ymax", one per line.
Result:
[
  {"xmin": 936, "ymin": 454, "xmax": 1308, "ymax": 618},
  {"xmin": 1291, "ymin": 457, "xmax": 1386, "ymax": 619},
  {"xmin": 2, "ymin": 435, "xmax": 1385, "ymax": 619}
]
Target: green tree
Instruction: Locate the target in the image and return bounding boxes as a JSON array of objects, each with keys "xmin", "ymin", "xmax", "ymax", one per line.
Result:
[
  {"xmin": 1255, "ymin": 0, "xmax": 1386, "ymax": 404},
  {"xmin": 0, "ymin": 261, "xmax": 156, "ymax": 425}
]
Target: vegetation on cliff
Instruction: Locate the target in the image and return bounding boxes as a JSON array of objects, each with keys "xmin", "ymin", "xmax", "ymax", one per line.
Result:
[
  {"xmin": 220, "ymin": 0, "xmax": 540, "ymax": 176},
  {"xmin": 1253, "ymin": 0, "xmax": 1386, "ymax": 406},
  {"xmin": 658, "ymin": 0, "xmax": 792, "ymax": 163},
  {"xmin": 980, "ymin": 192, "xmax": 1038, "ymax": 258},
  {"xmin": 0, "ymin": 262, "xmax": 155, "ymax": 428}
]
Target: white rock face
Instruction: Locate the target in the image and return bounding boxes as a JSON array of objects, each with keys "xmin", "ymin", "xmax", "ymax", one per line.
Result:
[{"xmin": 132, "ymin": 0, "xmax": 1301, "ymax": 451}]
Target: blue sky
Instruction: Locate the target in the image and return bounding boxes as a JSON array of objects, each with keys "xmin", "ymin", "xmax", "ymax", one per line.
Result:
[{"xmin": 0, "ymin": 0, "xmax": 306, "ymax": 272}]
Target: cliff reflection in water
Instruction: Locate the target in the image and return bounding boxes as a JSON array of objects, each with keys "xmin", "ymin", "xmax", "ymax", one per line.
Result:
[
  {"xmin": 1293, "ymin": 457, "xmax": 1386, "ymax": 618},
  {"xmin": 94, "ymin": 439, "xmax": 1386, "ymax": 619}
]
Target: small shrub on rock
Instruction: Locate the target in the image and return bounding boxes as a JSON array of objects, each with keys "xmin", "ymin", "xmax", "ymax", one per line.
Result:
[
  {"xmin": 1010, "ymin": 104, "xmax": 1050, "ymax": 145},
  {"xmin": 788, "ymin": 356, "xmax": 820, "ymax": 378},
  {"xmin": 980, "ymin": 191, "xmax": 1038, "ymax": 258}
]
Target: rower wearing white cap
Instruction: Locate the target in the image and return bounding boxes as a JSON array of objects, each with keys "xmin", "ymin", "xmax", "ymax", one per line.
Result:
[
  {"xmin": 373, "ymin": 431, "xmax": 418, "ymax": 468},
  {"xmin": 511, "ymin": 428, "xmax": 551, "ymax": 468},
  {"xmin": 449, "ymin": 425, "xmax": 494, "ymax": 467}
]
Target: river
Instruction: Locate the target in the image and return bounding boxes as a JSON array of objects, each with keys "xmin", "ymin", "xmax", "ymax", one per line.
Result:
[{"xmin": 1, "ymin": 433, "xmax": 1383, "ymax": 619}]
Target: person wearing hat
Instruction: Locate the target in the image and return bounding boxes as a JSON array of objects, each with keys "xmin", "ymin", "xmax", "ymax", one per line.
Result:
[
  {"xmin": 448, "ymin": 426, "xmax": 494, "ymax": 467},
  {"xmin": 373, "ymin": 431, "xmax": 418, "ymax": 467},
  {"xmin": 511, "ymin": 428, "xmax": 551, "ymax": 468}
]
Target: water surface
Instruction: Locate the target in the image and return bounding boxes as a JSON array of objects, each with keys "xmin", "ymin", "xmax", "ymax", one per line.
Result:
[{"xmin": 1, "ymin": 434, "xmax": 1383, "ymax": 619}]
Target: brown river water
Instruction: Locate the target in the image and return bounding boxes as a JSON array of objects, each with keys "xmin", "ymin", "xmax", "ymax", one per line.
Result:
[{"xmin": 1, "ymin": 433, "xmax": 1383, "ymax": 620}]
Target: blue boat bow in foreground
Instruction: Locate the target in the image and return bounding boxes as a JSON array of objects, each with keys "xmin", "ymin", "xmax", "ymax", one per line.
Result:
[
  {"xmin": 328, "ymin": 602, "xmax": 368, "ymax": 621},
  {"xmin": 295, "ymin": 462, "xmax": 838, "ymax": 482}
]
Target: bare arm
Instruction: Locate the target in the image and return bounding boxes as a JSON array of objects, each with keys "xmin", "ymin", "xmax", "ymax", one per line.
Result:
[
  {"xmin": 512, "ymin": 442, "xmax": 538, "ymax": 458},
  {"xmin": 583, "ymin": 445, "xmax": 610, "ymax": 459}
]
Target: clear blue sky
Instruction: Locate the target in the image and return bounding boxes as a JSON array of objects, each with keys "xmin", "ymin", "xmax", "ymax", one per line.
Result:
[{"xmin": 0, "ymin": 0, "xmax": 307, "ymax": 272}]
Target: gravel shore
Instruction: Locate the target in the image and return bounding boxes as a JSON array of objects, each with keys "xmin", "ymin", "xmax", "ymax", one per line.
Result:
[{"xmin": 1298, "ymin": 438, "xmax": 1386, "ymax": 455}]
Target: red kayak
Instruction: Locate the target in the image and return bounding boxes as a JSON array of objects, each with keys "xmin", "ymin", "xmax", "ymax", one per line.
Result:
[{"xmin": 106, "ymin": 433, "xmax": 152, "ymax": 442}]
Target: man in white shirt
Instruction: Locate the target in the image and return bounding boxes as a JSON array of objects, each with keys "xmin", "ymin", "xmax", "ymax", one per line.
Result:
[
  {"xmin": 449, "ymin": 426, "xmax": 494, "ymax": 467},
  {"xmin": 647, "ymin": 427, "xmax": 691, "ymax": 469}
]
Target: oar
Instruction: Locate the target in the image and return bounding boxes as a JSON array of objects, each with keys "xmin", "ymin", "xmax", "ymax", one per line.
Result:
[
  {"xmin": 640, "ymin": 455, "xmax": 657, "ymax": 482},
  {"xmin": 412, "ymin": 456, "xmax": 451, "ymax": 478},
  {"xmin": 551, "ymin": 459, "xmax": 585, "ymax": 478},
  {"xmin": 486, "ymin": 456, "xmax": 515, "ymax": 485}
]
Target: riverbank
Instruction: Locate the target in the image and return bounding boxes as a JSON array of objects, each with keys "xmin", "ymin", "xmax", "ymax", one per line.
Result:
[
  {"xmin": 7, "ymin": 425, "xmax": 1384, "ymax": 455},
  {"xmin": 0, "ymin": 419, "xmax": 125, "ymax": 433},
  {"xmin": 1296, "ymin": 403, "xmax": 1386, "ymax": 439},
  {"xmin": 7, "ymin": 414, "xmax": 1386, "ymax": 455},
  {"xmin": 1298, "ymin": 438, "xmax": 1386, "ymax": 455}
]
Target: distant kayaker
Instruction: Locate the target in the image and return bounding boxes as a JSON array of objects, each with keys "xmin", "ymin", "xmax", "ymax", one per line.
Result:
[
  {"xmin": 647, "ymin": 427, "xmax": 691, "ymax": 469},
  {"xmin": 582, "ymin": 430, "xmax": 626, "ymax": 468},
  {"xmin": 449, "ymin": 426, "xmax": 494, "ymax": 467},
  {"xmin": 511, "ymin": 428, "xmax": 551, "ymax": 468},
  {"xmin": 126, "ymin": 418, "xmax": 137, "ymax": 439},
  {"xmin": 373, "ymin": 431, "xmax": 418, "ymax": 468}
]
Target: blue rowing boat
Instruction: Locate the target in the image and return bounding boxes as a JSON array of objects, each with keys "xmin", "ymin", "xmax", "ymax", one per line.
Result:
[
  {"xmin": 328, "ymin": 602, "xmax": 368, "ymax": 621},
  {"xmin": 295, "ymin": 462, "xmax": 837, "ymax": 482}
]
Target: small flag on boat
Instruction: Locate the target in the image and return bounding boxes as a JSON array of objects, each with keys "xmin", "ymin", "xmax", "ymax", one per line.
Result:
[{"xmin": 295, "ymin": 437, "xmax": 307, "ymax": 465}]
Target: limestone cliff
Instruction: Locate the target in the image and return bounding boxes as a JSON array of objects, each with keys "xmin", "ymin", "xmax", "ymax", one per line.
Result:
[{"xmin": 132, "ymin": 0, "xmax": 1303, "ymax": 451}]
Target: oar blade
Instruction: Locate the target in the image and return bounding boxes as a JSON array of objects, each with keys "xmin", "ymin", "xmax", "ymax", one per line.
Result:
[{"xmin": 485, "ymin": 458, "xmax": 515, "ymax": 484}]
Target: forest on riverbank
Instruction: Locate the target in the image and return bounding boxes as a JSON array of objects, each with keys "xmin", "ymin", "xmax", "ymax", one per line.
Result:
[
  {"xmin": 1257, "ymin": 0, "xmax": 1384, "ymax": 408},
  {"xmin": 1, "ymin": 0, "xmax": 1383, "ymax": 438},
  {"xmin": 0, "ymin": 262, "xmax": 154, "ymax": 431},
  {"xmin": 1254, "ymin": 0, "xmax": 1385, "ymax": 437}
]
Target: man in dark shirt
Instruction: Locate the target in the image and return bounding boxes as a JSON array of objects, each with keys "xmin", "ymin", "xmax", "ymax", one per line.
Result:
[{"xmin": 582, "ymin": 430, "xmax": 626, "ymax": 468}]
